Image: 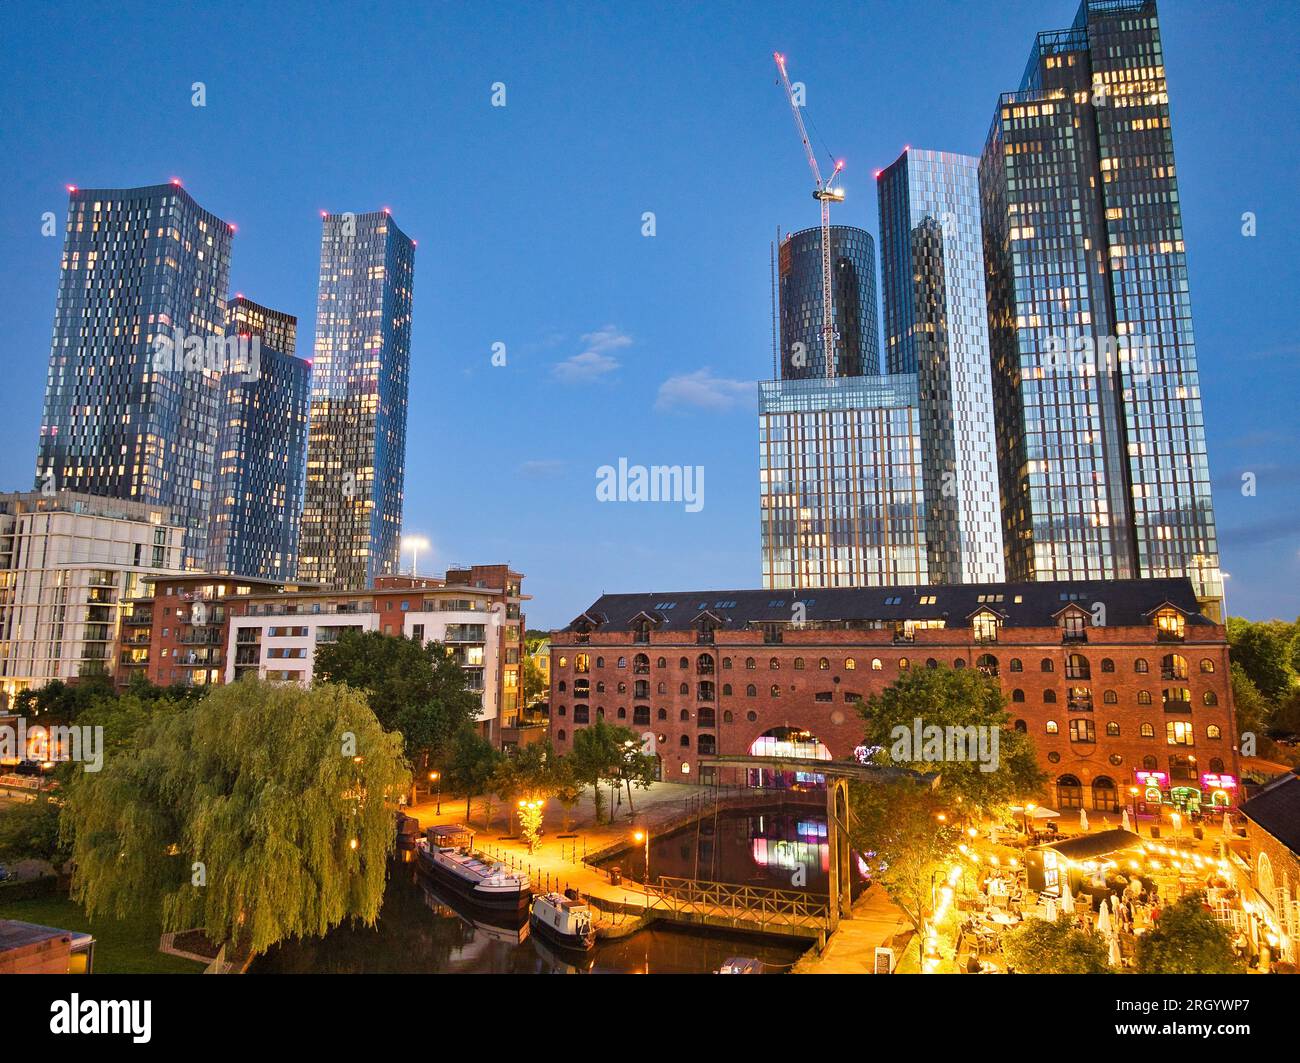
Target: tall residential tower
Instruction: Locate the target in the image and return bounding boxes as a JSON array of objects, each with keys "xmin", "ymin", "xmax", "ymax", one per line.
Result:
[
  {"xmin": 34, "ymin": 182, "xmax": 233, "ymax": 570},
  {"xmin": 878, "ymin": 148, "xmax": 1004, "ymax": 584},
  {"xmin": 979, "ymin": 0, "xmax": 1221, "ymax": 617},
  {"xmin": 297, "ymin": 210, "xmax": 415, "ymax": 589}
]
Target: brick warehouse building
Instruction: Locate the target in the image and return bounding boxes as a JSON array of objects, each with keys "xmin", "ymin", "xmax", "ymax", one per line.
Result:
[{"xmin": 548, "ymin": 578, "xmax": 1239, "ymax": 814}]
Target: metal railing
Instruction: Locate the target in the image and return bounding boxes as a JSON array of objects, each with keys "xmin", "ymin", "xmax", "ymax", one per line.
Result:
[{"xmin": 645, "ymin": 877, "xmax": 830, "ymax": 931}]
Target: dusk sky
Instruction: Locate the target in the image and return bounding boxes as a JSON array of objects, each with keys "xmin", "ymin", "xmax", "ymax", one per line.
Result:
[{"xmin": 1, "ymin": 0, "xmax": 1296, "ymax": 629}]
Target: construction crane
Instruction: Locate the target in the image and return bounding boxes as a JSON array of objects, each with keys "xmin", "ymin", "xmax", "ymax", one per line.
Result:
[{"xmin": 773, "ymin": 52, "xmax": 844, "ymax": 380}]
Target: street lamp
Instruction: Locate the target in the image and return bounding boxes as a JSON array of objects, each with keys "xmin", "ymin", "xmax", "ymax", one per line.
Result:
[
  {"xmin": 401, "ymin": 534, "xmax": 430, "ymax": 577},
  {"xmin": 429, "ymin": 770, "xmax": 441, "ymax": 814},
  {"xmin": 632, "ymin": 828, "xmax": 650, "ymax": 893},
  {"xmin": 1128, "ymin": 786, "xmax": 1140, "ymax": 826}
]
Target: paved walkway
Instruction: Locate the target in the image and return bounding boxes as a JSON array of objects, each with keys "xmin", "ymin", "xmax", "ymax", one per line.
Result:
[{"xmin": 793, "ymin": 886, "xmax": 912, "ymax": 974}]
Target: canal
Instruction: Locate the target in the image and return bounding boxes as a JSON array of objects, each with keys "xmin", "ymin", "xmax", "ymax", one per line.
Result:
[{"xmin": 253, "ymin": 805, "xmax": 857, "ymax": 974}]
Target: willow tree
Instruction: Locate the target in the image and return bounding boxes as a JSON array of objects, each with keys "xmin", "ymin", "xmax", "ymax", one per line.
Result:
[{"xmin": 61, "ymin": 678, "xmax": 409, "ymax": 956}]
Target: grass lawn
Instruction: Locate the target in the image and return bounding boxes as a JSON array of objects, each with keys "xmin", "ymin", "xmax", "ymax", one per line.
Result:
[{"xmin": 0, "ymin": 895, "xmax": 204, "ymax": 974}]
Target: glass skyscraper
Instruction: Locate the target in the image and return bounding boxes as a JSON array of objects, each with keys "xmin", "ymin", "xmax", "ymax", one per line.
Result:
[
  {"xmin": 878, "ymin": 148, "xmax": 1005, "ymax": 585},
  {"xmin": 778, "ymin": 225, "xmax": 880, "ymax": 379},
  {"xmin": 979, "ymin": 0, "xmax": 1221, "ymax": 617},
  {"xmin": 207, "ymin": 297, "xmax": 310, "ymax": 580},
  {"xmin": 297, "ymin": 210, "xmax": 415, "ymax": 589},
  {"xmin": 34, "ymin": 183, "xmax": 233, "ymax": 570},
  {"xmin": 759, "ymin": 375, "xmax": 926, "ymax": 589}
]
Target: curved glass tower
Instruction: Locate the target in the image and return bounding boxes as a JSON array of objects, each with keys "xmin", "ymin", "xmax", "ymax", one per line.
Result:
[{"xmin": 778, "ymin": 225, "xmax": 880, "ymax": 379}]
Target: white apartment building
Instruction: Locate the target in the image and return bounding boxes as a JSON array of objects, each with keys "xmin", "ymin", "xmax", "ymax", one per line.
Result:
[
  {"xmin": 225, "ymin": 584, "xmax": 506, "ymax": 735},
  {"xmin": 0, "ymin": 491, "xmax": 185, "ymax": 707}
]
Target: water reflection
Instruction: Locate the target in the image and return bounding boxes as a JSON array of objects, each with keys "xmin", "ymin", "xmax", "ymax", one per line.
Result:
[{"xmin": 251, "ymin": 864, "xmax": 805, "ymax": 974}]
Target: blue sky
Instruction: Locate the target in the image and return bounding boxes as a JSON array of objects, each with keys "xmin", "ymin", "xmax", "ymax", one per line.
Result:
[{"xmin": 1, "ymin": 1, "xmax": 1296, "ymax": 629}]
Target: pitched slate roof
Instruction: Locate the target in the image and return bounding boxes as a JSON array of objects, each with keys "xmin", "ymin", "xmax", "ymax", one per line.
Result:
[
  {"xmin": 1240, "ymin": 770, "xmax": 1300, "ymax": 857},
  {"xmin": 563, "ymin": 578, "xmax": 1211, "ymax": 633}
]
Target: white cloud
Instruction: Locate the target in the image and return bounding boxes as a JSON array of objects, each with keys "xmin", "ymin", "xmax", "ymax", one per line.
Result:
[
  {"xmin": 655, "ymin": 368, "xmax": 756, "ymax": 413},
  {"xmin": 552, "ymin": 325, "xmax": 631, "ymax": 383}
]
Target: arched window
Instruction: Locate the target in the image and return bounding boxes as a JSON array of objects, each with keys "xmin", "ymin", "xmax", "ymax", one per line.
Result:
[
  {"xmin": 698, "ymin": 734, "xmax": 716, "ymax": 755},
  {"xmin": 696, "ymin": 653, "xmax": 715, "ymax": 674},
  {"xmin": 1137, "ymin": 691, "xmax": 1152, "ymax": 705},
  {"xmin": 1045, "ymin": 720, "xmax": 1059, "ymax": 734},
  {"xmin": 1207, "ymin": 724, "xmax": 1222, "ymax": 740},
  {"xmin": 1103, "ymin": 690, "xmax": 1118, "ymax": 704},
  {"xmin": 679, "ymin": 656, "xmax": 689, "ymax": 669},
  {"xmin": 898, "ymin": 658, "xmax": 910, "ymax": 670},
  {"xmin": 819, "ymin": 657, "xmax": 830, "ymax": 670},
  {"xmin": 722, "ymin": 657, "xmax": 733, "ymax": 670},
  {"xmin": 1140, "ymin": 723, "xmax": 1155, "ymax": 738},
  {"xmin": 723, "ymin": 710, "xmax": 733, "ymax": 723},
  {"xmin": 678, "ymin": 682, "xmax": 689, "ymax": 695},
  {"xmin": 1009, "ymin": 658, "xmax": 1023, "ymax": 672},
  {"xmin": 1106, "ymin": 722, "xmax": 1120, "ymax": 736},
  {"xmin": 633, "ymin": 653, "xmax": 650, "ymax": 674},
  {"xmin": 1057, "ymin": 775, "xmax": 1083, "ymax": 809},
  {"xmin": 558, "ymin": 680, "xmax": 567, "ymax": 693},
  {"xmin": 953, "ymin": 659, "xmax": 966, "ymax": 669},
  {"xmin": 769, "ymin": 658, "xmax": 780, "ymax": 670},
  {"xmin": 557, "ymin": 729, "xmax": 567, "ymax": 741},
  {"xmin": 1043, "ymin": 690, "xmax": 1057, "ymax": 704},
  {"xmin": 1100, "ymin": 658, "xmax": 1115, "ymax": 673},
  {"xmin": 617, "ymin": 707, "xmax": 626, "ymax": 719},
  {"xmin": 557, "ymin": 705, "xmax": 567, "ymax": 717},
  {"xmin": 1134, "ymin": 658, "xmax": 1149, "ymax": 674},
  {"xmin": 1209, "ymin": 756, "xmax": 1225, "ymax": 773},
  {"xmin": 1203, "ymin": 690, "xmax": 1218, "ymax": 707},
  {"xmin": 634, "ymin": 680, "xmax": 650, "ymax": 699},
  {"xmin": 657, "ymin": 708, "xmax": 667, "ymax": 721},
  {"xmin": 617, "ymin": 656, "xmax": 627, "ymax": 669},
  {"xmin": 1161, "ymin": 653, "xmax": 1188, "ymax": 681},
  {"xmin": 680, "ymin": 709, "xmax": 690, "ymax": 722},
  {"xmin": 594, "ymin": 656, "xmax": 604, "ymax": 669},
  {"xmin": 1091, "ymin": 776, "xmax": 1117, "ymax": 811},
  {"xmin": 976, "ymin": 653, "xmax": 999, "ymax": 676},
  {"xmin": 1199, "ymin": 659, "xmax": 1216, "ymax": 674},
  {"xmin": 1040, "ymin": 658, "xmax": 1054, "ymax": 673},
  {"xmin": 1012, "ymin": 689, "xmax": 1025, "ymax": 703},
  {"xmin": 657, "ymin": 682, "xmax": 667, "ymax": 694},
  {"xmin": 1142, "ymin": 754, "xmax": 1158, "ymax": 770},
  {"xmin": 1066, "ymin": 653, "xmax": 1090, "ymax": 680},
  {"xmin": 871, "ymin": 658, "xmax": 883, "ymax": 671},
  {"xmin": 657, "ymin": 657, "xmax": 667, "ymax": 668},
  {"xmin": 770, "ymin": 685, "xmax": 781, "ymax": 698},
  {"xmin": 722, "ymin": 683, "xmax": 732, "ymax": 696},
  {"xmin": 680, "ymin": 734, "xmax": 690, "ymax": 748},
  {"xmin": 793, "ymin": 657, "xmax": 805, "ymax": 670},
  {"xmin": 595, "ymin": 681, "xmax": 606, "ymax": 693},
  {"xmin": 1013, "ymin": 719, "xmax": 1027, "ymax": 733},
  {"xmin": 746, "ymin": 684, "xmax": 757, "ymax": 697},
  {"xmin": 745, "ymin": 657, "xmax": 756, "ymax": 670},
  {"xmin": 926, "ymin": 658, "xmax": 938, "ymax": 669},
  {"xmin": 845, "ymin": 658, "xmax": 856, "ymax": 671}
]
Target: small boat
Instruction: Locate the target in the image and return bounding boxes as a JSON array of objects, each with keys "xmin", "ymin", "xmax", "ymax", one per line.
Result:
[
  {"xmin": 717, "ymin": 956, "xmax": 764, "ymax": 974},
  {"xmin": 529, "ymin": 891, "xmax": 596, "ymax": 954},
  {"xmin": 414, "ymin": 824, "xmax": 532, "ymax": 912}
]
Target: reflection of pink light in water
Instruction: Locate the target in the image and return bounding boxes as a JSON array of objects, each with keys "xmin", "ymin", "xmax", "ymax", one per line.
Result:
[{"xmin": 751, "ymin": 839, "xmax": 830, "ymax": 874}]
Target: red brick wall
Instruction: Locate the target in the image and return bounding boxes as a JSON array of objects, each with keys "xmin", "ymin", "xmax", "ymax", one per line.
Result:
[{"xmin": 547, "ymin": 622, "xmax": 1238, "ymax": 802}]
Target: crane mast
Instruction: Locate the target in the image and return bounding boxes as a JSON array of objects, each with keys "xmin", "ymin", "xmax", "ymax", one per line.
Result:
[{"xmin": 774, "ymin": 52, "xmax": 844, "ymax": 381}]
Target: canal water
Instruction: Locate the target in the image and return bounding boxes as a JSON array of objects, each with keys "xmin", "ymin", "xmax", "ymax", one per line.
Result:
[
  {"xmin": 251, "ymin": 864, "xmax": 806, "ymax": 974},
  {"xmin": 602, "ymin": 805, "xmax": 870, "ymax": 899},
  {"xmin": 252, "ymin": 807, "xmax": 840, "ymax": 974}
]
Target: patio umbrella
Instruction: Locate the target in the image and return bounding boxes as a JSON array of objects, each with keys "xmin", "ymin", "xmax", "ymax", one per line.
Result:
[
  {"xmin": 1061, "ymin": 886, "xmax": 1075, "ymax": 914},
  {"xmin": 1044, "ymin": 896, "xmax": 1059, "ymax": 922},
  {"xmin": 1109, "ymin": 934, "xmax": 1122, "ymax": 968},
  {"xmin": 1097, "ymin": 898, "xmax": 1112, "ymax": 937},
  {"xmin": 1121, "ymin": 808, "xmax": 1131, "ymax": 833},
  {"xmin": 1079, "ymin": 808, "xmax": 1089, "ymax": 832},
  {"xmin": 1221, "ymin": 810, "xmax": 1232, "ymax": 837}
]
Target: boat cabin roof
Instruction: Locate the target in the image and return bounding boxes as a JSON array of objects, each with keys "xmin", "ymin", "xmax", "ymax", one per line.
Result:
[{"xmin": 428, "ymin": 824, "xmax": 474, "ymax": 846}]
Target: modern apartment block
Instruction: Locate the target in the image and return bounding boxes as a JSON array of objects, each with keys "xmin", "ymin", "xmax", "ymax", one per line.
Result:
[
  {"xmin": 777, "ymin": 225, "xmax": 880, "ymax": 379},
  {"xmin": 297, "ymin": 210, "xmax": 415, "ymax": 590},
  {"xmin": 0, "ymin": 491, "xmax": 185, "ymax": 706},
  {"xmin": 759, "ymin": 375, "xmax": 927, "ymax": 589},
  {"xmin": 549, "ymin": 577, "xmax": 1238, "ymax": 814},
  {"xmin": 224, "ymin": 566, "xmax": 524, "ymax": 742},
  {"xmin": 878, "ymin": 148, "xmax": 1005, "ymax": 585},
  {"xmin": 34, "ymin": 183, "xmax": 233, "ymax": 572},
  {"xmin": 207, "ymin": 297, "xmax": 310, "ymax": 581},
  {"xmin": 978, "ymin": 0, "xmax": 1222, "ymax": 617},
  {"xmin": 115, "ymin": 573, "xmax": 302, "ymax": 690}
]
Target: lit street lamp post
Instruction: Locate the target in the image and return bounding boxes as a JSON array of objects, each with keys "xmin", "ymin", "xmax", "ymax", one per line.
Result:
[
  {"xmin": 429, "ymin": 770, "xmax": 441, "ymax": 815},
  {"xmin": 633, "ymin": 828, "xmax": 651, "ymax": 905}
]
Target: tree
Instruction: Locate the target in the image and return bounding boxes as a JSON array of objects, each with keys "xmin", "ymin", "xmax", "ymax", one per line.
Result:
[
  {"xmin": 1227, "ymin": 618, "xmax": 1297, "ymax": 703},
  {"xmin": 616, "ymin": 737, "xmax": 656, "ymax": 817},
  {"xmin": 848, "ymin": 780, "xmax": 958, "ymax": 964},
  {"xmin": 315, "ymin": 630, "xmax": 483, "ymax": 799},
  {"xmin": 0, "ymin": 794, "xmax": 69, "ymax": 865},
  {"xmin": 521, "ymin": 655, "xmax": 547, "ymax": 707},
  {"xmin": 12, "ymin": 675, "xmax": 118, "ymax": 724},
  {"xmin": 550, "ymin": 756, "xmax": 585, "ymax": 834},
  {"xmin": 60, "ymin": 679, "xmax": 409, "ymax": 956},
  {"xmin": 570, "ymin": 719, "xmax": 641, "ymax": 824},
  {"xmin": 1001, "ymin": 916, "xmax": 1110, "ymax": 973},
  {"xmin": 1135, "ymin": 892, "xmax": 1243, "ymax": 974},
  {"xmin": 1230, "ymin": 663, "xmax": 1271, "ymax": 749},
  {"xmin": 446, "ymin": 726, "xmax": 501, "ymax": 825},
  {"xmin": 858, "ymin": 665, "xmax": 1045, "ymax": 816}
]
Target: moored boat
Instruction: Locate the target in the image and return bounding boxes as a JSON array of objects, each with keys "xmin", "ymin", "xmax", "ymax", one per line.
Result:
[
  {"xmin": 529, "ymin": 891, "xmax": 595, "ymax": 954},
  {"xmin": 414, "ymin": 824, "xmax": 532, "ymax": 912}
]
